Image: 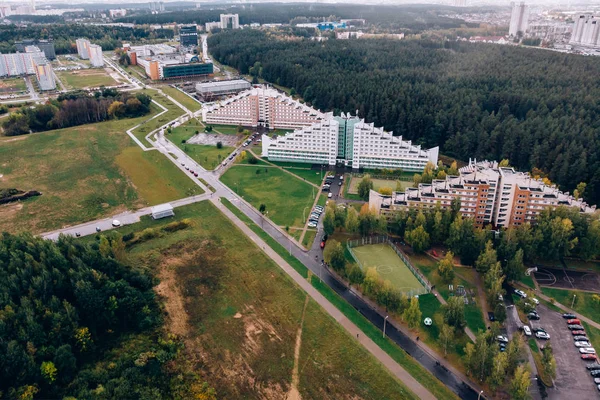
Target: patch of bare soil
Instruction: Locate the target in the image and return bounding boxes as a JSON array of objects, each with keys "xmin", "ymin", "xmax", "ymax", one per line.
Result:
[
  {"xmin": 186, "ymin": 132, "xmax": 241, "ymax": 147},
  {"xmin": 0, "ymin": 202, "xmax": 22, "ymax": 220}
]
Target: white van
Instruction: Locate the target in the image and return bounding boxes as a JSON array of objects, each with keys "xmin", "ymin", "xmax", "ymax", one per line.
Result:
[{"xmin": 523, "ymin": 325, "xmax": 532, "ymax": 336}]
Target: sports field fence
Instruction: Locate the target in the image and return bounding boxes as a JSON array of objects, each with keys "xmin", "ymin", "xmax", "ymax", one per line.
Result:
[{"xmin": 346, "ymin": 235, "xmax": 431, "ymax": 295}]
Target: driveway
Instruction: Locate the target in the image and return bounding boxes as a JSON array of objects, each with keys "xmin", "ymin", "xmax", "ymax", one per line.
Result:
[{"xmin": 534, "ymin": 304, "xmax": 598, "ymax": 400}]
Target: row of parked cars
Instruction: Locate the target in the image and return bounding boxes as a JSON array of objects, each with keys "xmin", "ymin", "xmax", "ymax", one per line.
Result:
[
  {"xmin": 308, "ymin": 205, "xmax": 324, "ymax": 228},
  {"xmin": 560, "ymin": 314, "xmax": 600, "ymax": 391}
]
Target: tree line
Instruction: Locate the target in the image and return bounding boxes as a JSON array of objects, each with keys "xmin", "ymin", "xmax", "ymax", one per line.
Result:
[
  {"xmin": 2, "ymin": 90, "xmax": 152, "ymax": 136},
  {"xmin": 0, "ymin": 24, "xmax": 173, "ymax": 55},
  {"xmin": 209, "ymin": 30, "xmax": 600, "ymax": 205},
  {"xmin": 119, "ymin": 3, "xmax": 472, "ymax": 32}
]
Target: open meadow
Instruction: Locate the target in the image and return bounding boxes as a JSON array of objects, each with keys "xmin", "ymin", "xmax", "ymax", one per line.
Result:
[
  {"xmin": 348, "ymin": 175, "xmax": 412, "ymax": 194},
  {"xmin": 159, "ymin": 85, "xmax": 202, "ymax": 112},
  {"xmin": 114, "ymin": 201, "xmax": 418, "ymax": 399},
  {"xmin": 0, "ymin": 110, "xmax": 201, "ymax": 234},
  {"xmin": 57, "ymin": 68, "xmax": 118, "ymax": 89}
]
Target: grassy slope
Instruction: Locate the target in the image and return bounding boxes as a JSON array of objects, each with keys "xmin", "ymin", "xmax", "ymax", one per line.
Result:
[
  {"xmin": 0, "ymin": 103, "xmax": 199, "ymax": 234},
  {"xmin": 541, "ymin": 287, "xmax": 600, "ymax": 324},
  {"xmin": 121, "ymin": 201, "xmax": 418, "ymax": 400},
  {"xmin": 221, "ymin": 166, "xmax": 317, "ymax": 228},
  {"xmin": 221, "ymin": 198, "xmax": 458, "ymax": 400},
  {"xmin": 159, "ymin": 85, "xmax": 202, "ymax": 112},
  {"xmin": 131, "ymin": 91, "xmax": 185, "ymax": 143},
  {"xmin": 208, "ymin": 124, "xmax": 242, "ymax": 135},
  {"xmin": 169, "ymin": 125, "xmax": 234, "ymax": 170}
]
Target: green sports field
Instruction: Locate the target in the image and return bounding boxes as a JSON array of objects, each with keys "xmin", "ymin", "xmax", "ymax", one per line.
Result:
[{"xmin": 352, "ymin": 244, "xmax": 425, "ymax": 294}]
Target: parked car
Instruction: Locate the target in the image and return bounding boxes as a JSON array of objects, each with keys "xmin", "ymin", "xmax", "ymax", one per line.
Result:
[
  {"xmin": 112, "ymin": 220, "xmax": 121, "ymax": 227},
  {"xmin": 96, "ymin": 227, "xmax": 101, "ymax": 232},
  {"xmin": 328, "ymin": 193, "xmax": 333, "ymax": 198},
  {"xmin": 567, "ymin": 319, "xmax": 582, "ymax": 325},
  {"xmin": 590, "ymin": 370, "xmax": 600, "ymax": 377},
  {"xmin": 523, "ymin": 325, "xmax": 532, "ymax": 336},
  {"xmin": 582, "ymin": 354, "xmax": 598, "ymax": 361},
  {"xmin": 338, "ymin": 181, "xmax": 343, "ymax": 186},
  {"xmin": 563, "ymin": 313, "xmax": 577, "ymax": 319},
  {"xmin": 320, "ymin": 241, "xmax": 325, "ymax": 249},
  {"xmin": 572, "ymin": 330, "xmax": 587, "ymax": 336},
  {"xmin": 597, "ymin": 384, "xmax": 600, "ymax": 391},
  {"xmin": 528, "ymin": 313, "xmax": 540, "ymax": 320},
  {"xmin": 514, "ymin": 289, "xmax": 527, "ymax": 298},
  {"xmin": 531, "ymin": 298, "xmax": 539, "ymax": 305},
  {"xmin": 321, "ymin": 234, "xmax": 328, "ymax": 242},
  {"xmin": 580, "ymin": 348, "xmax": 597, "ymax": 354},
  {"xmin": 586, "ymin": 364, "xmax": 600, "ymax": 371},
  {"xmin": 488, "ymin": 312, "xmax": 495, "ymax": 322},
  {"xmin": 532, "ymin": 327, "xmax": 547, "ymax": 334},
  {"xmin": 535, "ymin": 331, "xmax": 550, "ymax": 340},
  {"xmin": 307, "ymin": 222, "xmax": 317, "ymax": 228},
  {"xmin": 569, "ymin": 324, "xmax": 585, "ymax": 330},
  {"xmin": 576, "ymin": 341, "xmax": 593, "ymax": 348},
  {"xmin": 594, "ymin": 377, "xmax": 600, "ymax": 383},
  {"xmin": 497, "ymin": 335, "xmax": 509, "ymax": 343},
  {"xmin": 75, "ymin": 232, "xmax": 81, "ymax": 237},
  {"xmin": 574, "ymin": 336, "xmax": 588, "ymax": 341}
]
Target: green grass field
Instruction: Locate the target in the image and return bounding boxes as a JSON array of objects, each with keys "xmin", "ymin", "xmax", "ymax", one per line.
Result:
[
  {"xmin": 0, "ymin": 113, "xmax": 200, "ymax": 234},
  {"xmin": 352, "ymin": 244, "xmax": 425, "ymax": 294},
  {"xmin": 220, "ymin": 165, "xmax": 318, "ymax": 228},
  {"xmin": 169, "ymin": 124, "xmax": 234, "ymax": 169},
  {"xmin": 348, "ymin": 176, "xmax": 411, "ymax": 194},
  {"xmin": 116, "ymin": 201, "xmax": 418, "ymax": 399},
  {"xmin": 541, "ymin": 287, "xmax": 600, "ymax": 324},
  {"xmin": 0, "ymin": 77, "xmax": 27, "ymax": 92},
  {"xmin": 57, "ymin": 69, "xmax": 117, "ymax": 89},
  {"xmin": 131, "ymin": 91, "xmax": 186, "ymax": 143},
  {"xmin": 208, "ymin": 124, "xmax": 244, "ymax": 135},
  {"xmin": 159, "ymin": 85, "xmax": 202, "ymax": 112}
]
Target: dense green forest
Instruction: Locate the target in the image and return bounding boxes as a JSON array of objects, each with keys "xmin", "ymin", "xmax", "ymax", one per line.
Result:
[
  {"xmin": 118, "ymin": 4, "xmax": 474, "ymax": 32},
  {"xmin": 0, "ymin": 24, "xmax": 173, "ymax": 54},
  {"xmin": 209, "ymin": 30, "xmax": 600, "ymax": 205},
  {"xmin": 0, "ymin": 232, "xmax": 201, "ymax": 399}
]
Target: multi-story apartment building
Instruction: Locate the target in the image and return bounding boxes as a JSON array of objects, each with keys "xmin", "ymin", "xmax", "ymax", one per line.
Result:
[
  {"xmin": 179, "ymin": 25, "xmax": 198, "ymax": 47},
  {"xmin": 202, "ymin": 87, "xmax": 327, "ymax": 129},
  {"xmin": 220, "ymin": 14, "xmax": 239, "ymax": 29},
  {"xmin": 88, "ymin": 44, "xmax": 104, "ymax": 67},
  {"xmin": 369, "ymin": 160, "xmax": 595, "ymax": 227},
  {"xmin": 509, "ymin": 2, "xmax": 529, "ymax": 37},
  {"xmin": 570, "ymin": 15, "xmax": 600, "ymax": 48},
  {"xmin": 76, "ymin": 38, "xmax": 90, "ymax": 59},
  {"xmin": 0, "ymin": 47, "xmax": 55, "ymax": 90},
  {"xmin": 15, "ymin": 39, "xmax": 55, "ymax": 60}
]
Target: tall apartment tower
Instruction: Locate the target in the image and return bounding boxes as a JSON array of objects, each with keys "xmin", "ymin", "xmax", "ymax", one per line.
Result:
[
  {"xmin": 88, "ymin": 44, "xmax": 104, "ymax": 67},
  {"xmin": 509, "ymin": 2, "xmax": 529, "ymax": 37},
  {"xmin": 220, "ymin": 14, "xmax": 240, "ymax": 29},
  {"xmin": 76, "ymin": 38, "xmax": 90, "ymax": 59},
  {"xmin": 570, "ymin": 15, "xmax": 600, "ymax": 48}
]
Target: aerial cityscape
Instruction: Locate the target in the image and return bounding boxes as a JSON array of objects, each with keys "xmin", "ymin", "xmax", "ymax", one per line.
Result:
[{"xmin": 1, "ymin": 1, "xmax": 600, "ymax": 400}]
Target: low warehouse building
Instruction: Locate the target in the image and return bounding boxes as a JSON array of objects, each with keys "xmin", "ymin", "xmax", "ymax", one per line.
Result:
[{"xmin": 151, "ymin": 204, "xmax": 175, "ymax": 219}]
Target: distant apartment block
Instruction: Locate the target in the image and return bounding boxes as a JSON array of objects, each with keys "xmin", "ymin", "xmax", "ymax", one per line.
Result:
[
  {"xmin": 220, "ymin": 14, "xmax": 239, "ymax": 29},
  {"xmin": 527, "ymin": 23, "xmax": 572, "ymax": 42},
  {"xmin": 15, "ymin": 39, "xmax": 55, "ymax": 60},
  {"xmin": 570, "ymin": 15, "xmax": 600, "ymax": 48},
  {"xmin": 509, "ymin": 2, "xmax": 529, "ymax": 37},
  {"xmin": 179, "ymin": 25, "xmax": 198, "ymax": 47},
  {"xmin": 205, "ymin": 21, "xmax": 221, "ymax": 32},
  {"xmin": 369, "ymin": 160, "xmax": 595, "ymax": 227},
  {"xmin": 88, "ymin": 44, "xmax": 104, "ymax": 67},
  {"xmin": 109, "ymin": 9, "xmax": 127, "ymax": 18},
  {"xmin": 76, "ymin": 38, "xmax": 90, "ymax": 59},
  {"xmin": 0, "ymin": 46, "xmax": 55, "ymax": 90}
]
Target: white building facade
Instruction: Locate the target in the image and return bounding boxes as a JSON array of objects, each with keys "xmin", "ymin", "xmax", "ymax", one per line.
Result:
[
  {"xmin": 0, "ymin": 46, "xmax": 55, "ymax": 90},
  {"xmin": 509, "ymin": 2, "xmax": 529, "ymax": 37},
  {"xmin": 220, "ymin": 14, "xmax": 239, "ymax": 29},
  {"xmin": 88, "ymin": 44, "xmax": 104, "ymax": 67},
  {"xmin": 570, "ymin": 15, "xmax": 600, "ymax": 48},
  {"xmin": 76, "ymin": 38, "xmax": 90, "ymax": 59}
]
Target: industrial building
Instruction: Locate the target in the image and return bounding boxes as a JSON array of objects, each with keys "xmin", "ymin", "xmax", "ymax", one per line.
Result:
[
  {"xmin": 369, "ymin": 160, "xmax": 595, "ymax": 228},
  {"xmin": 196, "ymin": 79, "xmax": 251, "ymax": 100},
  {"xmin": 0, "ymin": 46, "xmax": 55, "ymax": 90},
  {"xmin": 509, "ymin": 2, "xmax": 529, "ymax": 37},
  {"xmin": 570, "ymin": 15, "xmax": 600, "ymax": 48},
  {"xmin": 179, "ymin": 25, "xmax": 198, "ymax": 47},
  {"xmin": 15, "ymin": 39, "xmax": 55, "ymax": 60},
  {"xmin": 127, "ymin": 44, "xmax": 213, "ymax": 80}
]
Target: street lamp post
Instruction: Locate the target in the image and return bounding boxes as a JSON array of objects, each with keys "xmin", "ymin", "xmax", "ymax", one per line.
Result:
[
  {"xmin": 571, "ymin": 294, "xmax": 577, "ymax": 308},
  {"xmin": 383, "ymin": 315, "xmax": 389, "ymax": 338},
  {"xmin": 477, "ymin": 390, "xmax": 484, "ymax": 400}
]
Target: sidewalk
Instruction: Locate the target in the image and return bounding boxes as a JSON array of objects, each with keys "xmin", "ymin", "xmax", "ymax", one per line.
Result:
[{"xmin": 212, "ymin": 197, "xmax": 437, "ymax": 400}]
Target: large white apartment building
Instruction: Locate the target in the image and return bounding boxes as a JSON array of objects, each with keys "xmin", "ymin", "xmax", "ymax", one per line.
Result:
[
  {"xmin": 88, "ymin": 44, "xmax": 104, "ymax": 67},
  {"xmin": 202, "ymin": 86, "xmax": 327, "ymax": 129},
  {"xmin": 76, "ymin": 38, "xmax": 89, "ymax": 59},
  {"xmin": 570, "ymin": 15, "xmax": 600, "ymax": 48},
  {"xmin": 509, "ymin": 2, "xmax": 529, "ymax": 37},
  {"xmin": 0, "ymin": 46, "xmax": 55, "ymax": 90},
  {"xmin": 369, "ymin": 160, "xmax": 595, "ymax": 227}
]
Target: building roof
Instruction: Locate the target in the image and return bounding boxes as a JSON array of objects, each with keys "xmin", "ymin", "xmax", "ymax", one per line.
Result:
[{"xmin": 151, "ymin": 203, "xmax": 174, "ymax": 214}]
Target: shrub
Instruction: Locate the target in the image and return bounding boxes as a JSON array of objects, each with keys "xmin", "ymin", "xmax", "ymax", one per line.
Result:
[
  {"xmin": 122, "ymin": 232, "xmax": 135, "ymax": 242},
  {"xmin": 162, "ymin": 219, "xmax": 192, "ymax": 233},
  {"xmin": 140, "ymin": 228, "xmax": 159, "ymax": 240},
  {"xmin": 181, "ymin": 139, "xmax": 186, "ymax": 144},
  {"xmin": 248, "ymin": 156, "xmax": 258, "ymax": 164}
]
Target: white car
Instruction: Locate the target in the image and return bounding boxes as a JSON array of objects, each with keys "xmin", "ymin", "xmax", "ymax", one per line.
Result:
[
  {"xmin": 497, "ymin": 335, "xmax": 509, "ymax": 343},
  {"xmin": 535, "ymin": 331, "xmax": 550, "ymax": 340},
  {"xmin": 307, "ymin": 222, "xmax": 317, "ymax": 228},
  {"xmin": 575, "ymin": 341, "xmax": 592, "ymax": 348},
  {"xmin": 594, "ymin": 378, "xmax": 600, "ymax": 384},
  {"xmin": 580, "ymin": 348, "xmax": 597, "ymax": 354},
  {"xmin": 523, "ymin": 325, "xmax": 532, "ymax": 336},
  {"xmin": 514, "ymin": 289, "xmax": 527, "ymax": 298},
  {"xmin": 112, "ymin": 220, "xmax": 121, "ymax": 227},
  {"xmin": 531, "ymin": 298, "xmax": 539, "ymax": 305}
]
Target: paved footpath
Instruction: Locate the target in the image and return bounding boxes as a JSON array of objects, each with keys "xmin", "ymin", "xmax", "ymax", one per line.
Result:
[{"xmin": 212, "ymin": 197, "xmax": 436, "ymax": 400}]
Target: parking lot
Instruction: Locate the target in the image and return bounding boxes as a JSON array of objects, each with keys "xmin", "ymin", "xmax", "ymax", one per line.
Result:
[{"xmin": 533, "ymin": 304, "xmax": 599, "ymax": 400}]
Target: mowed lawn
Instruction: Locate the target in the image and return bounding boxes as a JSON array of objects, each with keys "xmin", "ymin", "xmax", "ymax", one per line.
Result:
[
  {"xmin": 542, "ymin": 287, "xmax": 600, "ymax": 324},
  {"xmin": 159, "ymin": 85, "xmax": 202, "ymax": 112},
  {"xmin": 352, "ymin": 244, "xmax": 425, "ymax": 294},
  {"xmin": 0, "ymin": 115, "xmax": 200, "ymax": 234},
  {"xmin": 348, "ymin": 176, "xmax": 411, "ymax": 194},
  {"xmin": 57, "ymin": 69, "xmax": 117, "ymax": 89},
  {"xmin": 169, "ymin": 125, "xmax": 234, "ymax": 170},
  {"xmin": 221, "ymin": 165, "xmax": 317, "ymax": 228},
  {"xmin": 118, "ymin": 201, "xmax": 418, "ymax": 400}
]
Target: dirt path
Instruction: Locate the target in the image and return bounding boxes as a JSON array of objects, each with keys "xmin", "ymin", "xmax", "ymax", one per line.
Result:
[
  {"xmin": 287, "ymin": 296, "xmax": 309, "ymax": 400},
  {"xmin": 155, "ymin": 261, "xmax": 190, "ymax": 338}
]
